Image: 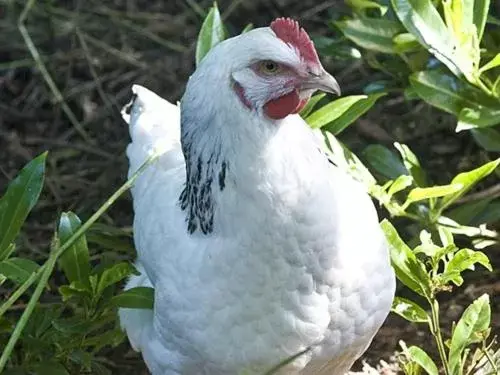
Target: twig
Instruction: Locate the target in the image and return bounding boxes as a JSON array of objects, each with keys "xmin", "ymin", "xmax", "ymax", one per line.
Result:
[
  {"xmin": 75, "ymin": 26, "xmax": 121, "ymax": 114},
  {"xmin": 80, "ymin": 31, "xmax": 148, "ymax": 69},
  {"xmin": 221, "ymin": 0, "xmax": 245, "ymax": 21},
  {"xmin": 112, "ymin": 18, "xmax": 187, "ymax": 53},
  {"xmin": 17, "ymin": 0, "xmax": 94, "ymax": 144},
  {"xmin": 454, "ymin": 183, "xmax": 500, "ymax": 205}
]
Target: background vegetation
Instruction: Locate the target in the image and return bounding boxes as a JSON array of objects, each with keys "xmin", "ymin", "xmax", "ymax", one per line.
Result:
[{"xmin": 1, "ymin": 0, "xmax": 499, "ymax": 374}]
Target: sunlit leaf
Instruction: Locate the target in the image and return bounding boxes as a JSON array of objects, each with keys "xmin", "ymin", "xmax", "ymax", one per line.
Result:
[
  {"xmin": 439, "ymin": 158, "xmax": 500, "ymax": 210},
  {"xmin": 392, "ymin": 297, "xmax": 429, "ymax": 323},
  {"xmin": 404, "ymin": 184, "xmax": 463, "ymax": 207},
  {"xmin": 299, "ymin": 93, "xmax": 325, "ymax": 118},
  {"xmin": 381, "ymin": 220, "xmax": 430, "ymax": 297},
  {"xmin": 479, "ymin": 53, "xmax": 500, "ymax": 73},
  {"xmin": 195, "ymin": 3, "xmax": 225, "ymax": 66},
  {"xmin": 58, "ymin": 212, "xmax": 91, "ymax": 287},
  {"xmin": 306, "ymin": 95, "xmax": 369, "ymax": 129},
  {"xmin": 443, "ymin": 248, "xmax": 492, "ymax": 286},
  {"xmin": 0, "ymin": 152, "xmax": 46, "ymax": 260},
  {"xmin": 391, "ymin": 0, "xmax": 476, "ymax": 79},
  {"xmin": 387, "ymin": 175, "xmax": 413, "ymax": 197},
  {"xmin": 394, "ymin": 143, "xmax": 427, "ymax": 187},
  {"xmin": 449, "ymin": 294, "xmax": 491, "ymax": 374},
  {"xmin": 111, "ymin": 286, "xmax": 154, "ymax": 309},
  {"xmin": 323, "ymin": 93, "xmax": 386, "ymax": 135},
  {"xmin": 406, "ymin": 346, "xmax": 439, "ymax": 375}
]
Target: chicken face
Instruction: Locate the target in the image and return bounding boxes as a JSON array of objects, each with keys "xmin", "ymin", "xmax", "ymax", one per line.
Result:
[{"xmin": 229, "ymin": 18, "xmax": 341, "ymax": 120}]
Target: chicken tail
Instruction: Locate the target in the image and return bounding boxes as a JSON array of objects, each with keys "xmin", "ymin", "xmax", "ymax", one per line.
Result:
[{"xmin": 122, "ymin": 85, "xmax": 183, "ymax": 197}]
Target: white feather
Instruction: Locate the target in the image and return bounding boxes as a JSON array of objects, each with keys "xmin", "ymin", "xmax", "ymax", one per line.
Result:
[{"xmin": 119, "ymin": 26, "xmax": 395, "ymax": 375}]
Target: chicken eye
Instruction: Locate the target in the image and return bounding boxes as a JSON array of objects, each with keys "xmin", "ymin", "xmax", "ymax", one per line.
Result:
[{"xmin": 259, "ymin": 60, "xmax": 280, "ymax": 74}]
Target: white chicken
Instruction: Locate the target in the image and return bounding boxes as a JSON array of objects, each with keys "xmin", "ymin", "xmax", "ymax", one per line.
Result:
[{"xmin": 119, "ymin": 18, "xmax": 395, "ymax": 375}]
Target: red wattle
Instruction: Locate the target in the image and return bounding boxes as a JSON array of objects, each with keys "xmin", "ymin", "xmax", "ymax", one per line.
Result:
[{"xmin": 264, "ymin": 91, "xmax": 301, "ymax": 120}]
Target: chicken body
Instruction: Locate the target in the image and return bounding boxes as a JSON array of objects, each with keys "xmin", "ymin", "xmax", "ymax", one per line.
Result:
[{"xmin": 120, "ymin": 23, "xmax": 395, "ymax": 375}]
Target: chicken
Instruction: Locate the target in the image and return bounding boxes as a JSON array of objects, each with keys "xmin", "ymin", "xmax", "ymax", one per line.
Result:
[{"xmin": 119, "ymin": 18, "xmax": 395, "ymax": 375}]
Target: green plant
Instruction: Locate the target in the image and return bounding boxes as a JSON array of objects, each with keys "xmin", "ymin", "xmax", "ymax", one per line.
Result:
[
  {"xmin": 385, "ymin": 221, "xmax": 497, "ymax": 375},
  {"xmin": 0, "ymin": 153, "xmax": 156, "ymax": 373},
  {"xmin": 334, "ymin": 0, "xmax": 500, "ymax": 152}
]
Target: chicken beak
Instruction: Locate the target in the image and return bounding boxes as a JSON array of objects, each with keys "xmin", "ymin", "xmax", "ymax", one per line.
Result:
[{"xmin": 301, "ymin": 70, "xmax": 341, "ymax": 96}]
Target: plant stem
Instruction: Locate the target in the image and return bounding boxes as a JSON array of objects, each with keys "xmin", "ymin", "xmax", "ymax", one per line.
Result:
[
  {"xmin": 482, "ymin": 342, "xmax": 499, "ymax": 375},
  {"xmin": 0, "ymin": 267, "xmax": 44, "ymax": 317},
  {"xmin": 0, "ymin": 153, "xmax": 159, "ymax": 372},
  {"xmin": 429, "ymin": 298, "xmax": 450, "ymax": 375}
]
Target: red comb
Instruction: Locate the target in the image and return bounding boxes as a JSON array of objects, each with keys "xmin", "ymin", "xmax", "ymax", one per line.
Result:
[{"xmin": 270, "ymin": 18, "xmax": 320, "ymax": 67}]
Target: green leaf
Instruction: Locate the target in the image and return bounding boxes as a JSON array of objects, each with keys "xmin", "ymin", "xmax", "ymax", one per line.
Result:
[
  {"xmin": 323, "ymin": 93, "xmax": 386, "ymax": 135},
  {"xmin": 68, "ymin": 350, "xmax": 92, "ymax": 371},
  {"xmin": 299, "ymin": 93, "xmax": 325, "ymax": 118},
  {"xmin": 394, "ymin": 143, "xmax": 427, "ymax": 186},
  {"xmin": 381, "ymin": 220, "xmax": 430, "ymax": 297},
  {"xmin": 241, "ymin": 23, "xmax": 254, "ymax": 33},
  {"xmin": 387, "ymin": 175, "xmax": 413, "ymax": 197},
  {"xmin": 346, "ymin": 0, "xmax": 388, "ymax": 15},
  {"xmin": 0, "ymin": 152, "xmax": 46, "ymax": 260},
  {"xmin": 195, "ymin": 3, "xmax": 225, "ymax": 66},
  {"xmin": 58, "ymin": 281, "xmax": 92, "ymax": 302},
  {"xmin": 363, "ymin": 145, "xmax": 409, "ymax": 180},
  {"xmin": 471, "ymin": 128, "xmax": 500, "ymax": 152},
  {"xmin": 473, "ymin": 0, "xmax": 490, "ymax": 41},
  {"xmin": 404, "ymin": 184, "xmax": 463, "ymax": 206},
  {"xmin": 449, "ymin": 294, "xmax": 491, "ymax": 375},
  {"xmin": 52, "ymin": 316, "xmax": 95, "ymax": 334},
  {"xmin": 322, "ymin": 132, "xmax": 377, "ymax": 188},
  {"xmin": 86, "ymin": 232, "xmax": 134, "ymax": 253},
  {"xmin": 32, "ymin": 361, "xmax": 69, "ymax": 375},
  {"xmin": 335, "ymin": 17, "xmax": 404, "ymax": 54},
  {"xmin": 410, "ymin": 70, "xmax": 500, "ymax": 117},
  {"xmin": 393, "ymin": 32, "xmax": 421, "ymax": 53},
  {"xmin": 392, "ymin": 297, "xmax": 429, "ymax": 323},
  {"xmin": 443, "ymin": 248, "xmax": 492, "ymax": 286},
  {"xmin": 0, "ymin": 257, "xmax": 39, "ymax": 284},
  {"xmin": 479, "ymin": 53, "xmax": 500, "ymax": 73},
  {"xmin": 447, "ymin": 198, "xmax": 500, "ymax": 226},
  {"xmin": 96, "ymin": 262, "xmax": 135, "ymax": 297},
  {"xmin": 58, "ymin": 212, "xmax": 91, "ymax": 287},
  {"xmin": 406, "ymin": 346, "xmax": 439, "ymax": 375},
  {"xmin": 306, "ymin": 95, "xmax": 369, "ymax": 129},
  {"xmin": 391, "ymin": 0, "xmax": 476, "ymax": 79},
  {"xmin": 439, "ymin": 158, "xmax": 500, "ymax": 210},
  {"xmin": 457, "ymin": 107, "xmax": 500, "ymax": 131},
  {"xmin": 82, "ymin": 328, "xmax": 125, "ymax": 351},
  {"xmin": 111, "ymin": 286, "xmax": 154, "ymax": 309}
]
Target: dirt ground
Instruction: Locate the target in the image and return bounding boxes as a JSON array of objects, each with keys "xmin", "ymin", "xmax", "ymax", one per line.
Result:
[{"xmin": 1, "ymin": 0, "xmax": 499, "ymax": 373}]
